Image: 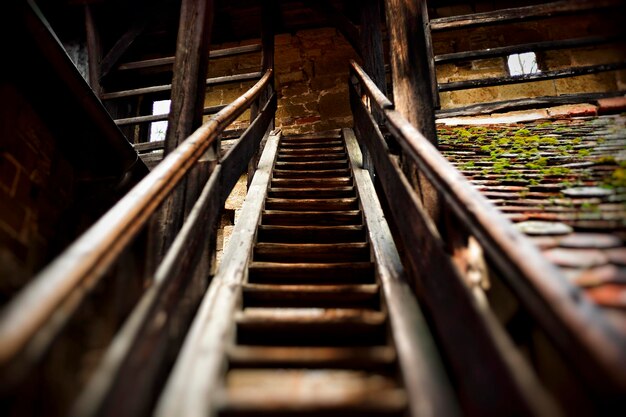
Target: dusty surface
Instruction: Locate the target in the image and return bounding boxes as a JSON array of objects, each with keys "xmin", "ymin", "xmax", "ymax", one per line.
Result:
[{"xmin": 439, "ymin": 113, "xmax": 626, "ymax": 332}]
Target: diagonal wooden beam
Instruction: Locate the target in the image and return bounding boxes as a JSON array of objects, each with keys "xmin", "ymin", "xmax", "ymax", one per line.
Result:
[
  {"xmin": 303, "ymin": 0, "xmax": 362, "ymax": 57},
  {"xmin": 99, "ymin": 0, "xmax": 172, "ymax": 80}
]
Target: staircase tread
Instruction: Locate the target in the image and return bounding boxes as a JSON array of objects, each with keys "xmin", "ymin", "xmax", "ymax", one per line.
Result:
[
  {"xmin": 237, "ymin": 308, "xmax": 385, "ymax": 323},
  {"xmin": 220, "ymin": 369, "xmax": 406, "ymax": 413},
  {"xmin": 227, "ymin": 345, "xmax": 396, "ymax": 365}
]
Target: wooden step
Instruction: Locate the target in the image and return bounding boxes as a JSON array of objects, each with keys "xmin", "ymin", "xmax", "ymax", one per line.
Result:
[
  {"xmin": 235, "ymin": 308, "xmax": 387, "ymax": 346},
  {"xmin": 264, "ymin": 197, "xmax": 359, "ymax": 211},
  {"xmin": 219, "ymin": 369, "xmax": 406, "ymax": 416},
  {"xmin": 257, "ymin": 225, "xmax": 365, "ymax": 243},
  {"xmin": 242, "ymin": 284, "xmax": 380, "ymax": 309},
  {"xmin": 227, "ymin": 346, "xmax": 395, "ymax": 372},
  {"xmin": 267, "ymin": 187, "xmax": 355, "ymax": 199},
  {"xmin": 248, "ymin": 262, "xmax": 376, "ymax": 284},
  {"xmin": 274, "ymin": 160, "xmax": 349, "ymax": 171},
  {"xmin": 261, "ymin": 210, "xmax": 362, "ymax": 226},
  {"xmin": 254, "ymin": 242, "xmax": 370, "ymax": 263},
  {"xmin": 272, "ymin": 169, "xmax": 351, "ymax": 179},
  {"xmin": 271, "ymin": 178, "xmax": 352, "ymax": 188},
  {"xmin": 277, "ymin": 154, "xmax": 346, "ymax": 162},
  {"xmin": 280, "ymin": 141, "xmax": 344, "ymax": 149},
  {"xmin": 278, "ymin": 146, "xmax": 345, "ymax": 154},
  {"xmin": 281, "ymin": 133, "xmax": 341, "ymax": 140}
]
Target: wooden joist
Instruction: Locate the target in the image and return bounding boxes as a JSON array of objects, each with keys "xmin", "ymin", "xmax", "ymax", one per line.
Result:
[
  {"xmin": 436, "ymin": 91, "xmax": 626, "ymax": 118},
  {"xmin": 101, "ymin": 72, "xmax": 263, "ymax": 100},
  {"xmin": 435, "ymin": 35, "xmax": 622, "ymax": 64},
  {"xmin": 439, "ymin": 62, "xmax": 626, "ymax": 92},
  {"xmin": 430, "ymin": 0, "xmax": 623, "ymax": 31},
  {"xmin": 117, "ymin": 44, "xmax": 262, "ymax": 71},
  {"xmin": 115, "ymin": 104, "xmax": 227, "ymax": 126}
]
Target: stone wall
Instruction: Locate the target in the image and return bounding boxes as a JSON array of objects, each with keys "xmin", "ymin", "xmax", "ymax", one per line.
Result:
[{"xmin": 205, "ymin": 28, "xmax": 359, "ymax": 134}]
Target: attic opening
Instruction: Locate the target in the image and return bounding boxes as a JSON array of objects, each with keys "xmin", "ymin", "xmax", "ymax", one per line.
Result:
[
  {"xmin": 150, "ymin": 99, "xmax": 170, "ymax": 142},
  {"xmin": 506, "ymin": 52, "xmax": 540, "ymax": 76}
]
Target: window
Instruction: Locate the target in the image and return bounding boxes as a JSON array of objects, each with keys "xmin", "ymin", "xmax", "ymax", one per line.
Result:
[
  {"xmin": 150, "ymin": 99, "xmax": 171, "ymax": 142},
  {"xmin": 506, "ymin": 52, "xmax": 540, "ymax": 76}
]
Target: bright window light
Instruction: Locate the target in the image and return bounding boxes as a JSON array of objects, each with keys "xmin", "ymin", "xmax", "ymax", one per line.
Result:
[
  {"xmin": 150, "ymin": 100, "xmax": 171, "ymax": 142},
  {"xmin": 507, "ymin": 52, "xmax": 540, "ymax": 76}
]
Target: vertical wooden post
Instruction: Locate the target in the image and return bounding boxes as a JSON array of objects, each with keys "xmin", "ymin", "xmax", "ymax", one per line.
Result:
[
  {"xmin": 160, "ymin": 0, "xmax": 215, "ymax": 256},
  {"xmin": 384, "ymin": 0, "xmax": 440, "ymax": 221},
  {"xmin": 84, "ymin": 5, "xmax": 102, "ymax": 97},
  {"xmin": 165, "ymin": 0, "xmax": 215, "ymax": 155},
  {"xmin": 248, "ymin": 0, "xmax": 275, "ymax": 187},
  {"xmin": 360, "ymin": 0, "xmax": 387, "ymax": 175},
  {"xmin": 361, "ymin": 0, "xmax": 387, "ymax": 101},
  {"xmin": 421, "ymin": 1, "xmax": 440, "ymax": 109}
]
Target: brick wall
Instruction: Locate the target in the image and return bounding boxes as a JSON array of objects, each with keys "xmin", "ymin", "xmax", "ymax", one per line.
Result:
[
  {"xmin": 205, "ymin": 28, "xmax": 359, "ymax": 134},
  {"xmin": 0, "ymin": 84, "xmax": 76, "ymax": 303}
]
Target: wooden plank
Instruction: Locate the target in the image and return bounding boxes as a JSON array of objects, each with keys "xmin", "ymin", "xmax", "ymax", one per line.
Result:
[
  {"xmin": 430, "ymin": 0, "xmax": 623, "ymax": 31},
  {"xmin": 99, "ymin": 14, "xmax": 149, "ymax": 79},
  {"xmin": 154, "ymin": 133, "xmax": 281, "ymax": 417},
  {"xmin": 71, "ymin": 166, "xmax": 223, "ymax": 417},
  {"xmin": 248, "ymin": 261, "xmax": 375, "ymax": 285},
  {"xmin": 254, "ymin": 242, "xmax": 370, "ymax": 263},
  {"xmin": 134, "ymin": 140, "xmax": 165, "ymax": 153},
  {"xmin": 436, "ymin": 91, "xmax": 626, "ymax": 118},
  {"xmin": 360, "ymin": 0, "xmax": 387, "ymax": 102},
  {"xmin": 115, "ymin": 105, "xmax": 227, "ymax": 126},
  {"xmin": 439, "ymin": 62, "xmax": 626, "ymax": 92},
  {"xmin": 351, "ymin": 84, "xmax": 560, "ymax": 416},
  {"xmin": 101, "ymin": 72, "xmax": 262, "ymax": 100},
  {"xmin": 117, "ymin": 45, "xmax": 262, "ymax": 71},
  {"xmin": 344, "ymin": 127, "xmax": 460, "ymax": 417},
  {"xmin": 435, "ymin": 35, "xmax": 622, "ymax": 64},
  {"xmin": 227, "ymin": 345, "xmax": 394, "ymax": 369}
]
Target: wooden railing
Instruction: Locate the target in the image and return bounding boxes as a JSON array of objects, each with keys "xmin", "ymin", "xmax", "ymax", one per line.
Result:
[
  {"xmin": 0, "ymin": 69, "xmax": 276, "ymax": 416},
  {"xmin": 349, "ymin": 60, "xmax": 626, "ymax": 413}
]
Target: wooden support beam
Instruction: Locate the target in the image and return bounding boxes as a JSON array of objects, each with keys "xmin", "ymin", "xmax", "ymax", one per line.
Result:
[
  {"xmin": 303, "ymin": 0, "xmax": 362, "ymax": 57},
  {"xmin": 101, "ymin": 72, "xmax": 262, "ymax": 100},
  {"xmin": 439, "ymin": 62, "xmax": 626, "ymax": 92},
  {"xmin": 360, "ymin": 0, "xmax": 387, "ymax": 103},
  {"xmin": 99, "ymin": 0, "xmax": 174, "ymax": 79},
  {"xmin": 430, "ymin": 0, "xmax": 623, "ymax": 31},
  {"xmin": 114, "ymin": 104, "xmax": 227, "ymax": 126},
  {"xmin": 383, "ymin": 0, "xmax": 439, "ymax": 220},
  {"xmin": 160, "ymin": 0, "xmax": 216, "ymax": 258},
  {"xmin": 435, "ymin": 35, "xmax": 622, "ymax": 64},
  {"xmin": 84, "ymin": 4, "xmax": 102, "ymax": 96},
  {"xmin": 117, "ymin": 44, "xmax": 262, "ymax": 71},
  {"xmin": 358, "ymin": 0, "xmax": 386, "ymax": 174},
  {"xmin": 436, "ymin": 91, "xmax": 626, "ymax": 118}
]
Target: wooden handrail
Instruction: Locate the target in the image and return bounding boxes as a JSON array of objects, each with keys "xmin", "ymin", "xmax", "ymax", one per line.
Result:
[
  {"xmin": 349, "ymin": 59, "xmax": 626, "ymax": 388},
  {"xmin": 0, "ymin": 69, "xmax": 273, "ymax": 368}
]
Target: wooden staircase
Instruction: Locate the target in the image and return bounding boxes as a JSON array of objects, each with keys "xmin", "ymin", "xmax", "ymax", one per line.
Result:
[{"xmin": 219, "ymin": 131, "xmax": 406, "ymax": 416}]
